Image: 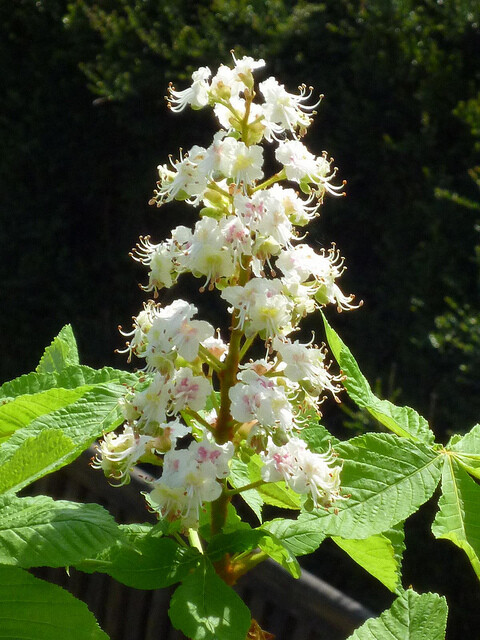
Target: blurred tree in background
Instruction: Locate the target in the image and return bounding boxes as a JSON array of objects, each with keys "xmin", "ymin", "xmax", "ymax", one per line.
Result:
[{"xmin": 1, "ymin": 1, "xmax": 480, "ymax": 635}]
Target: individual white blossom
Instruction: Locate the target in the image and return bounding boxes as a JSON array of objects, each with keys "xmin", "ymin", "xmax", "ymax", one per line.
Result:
[
  {"xmin": 148, "ymin": 437, "xmax": 234, "ymax": 528},
  {"xmin": 221, "ymin": 278, "xmax": 294, "ymax": 338},
  {"xmin": 185, "ymin": 216, "xmax": 236, "ymax": 288},
  {"xmin": 259, "ymin": 76, "xmax": 321, "ymax": 138},
  {"xmin": 144, "ymin": 300, "xmax": 215, "ymax": 369},
  {"xmin": 217, "ymin": 137, "xmax": 264, "ymax": 186},
  {"xmin": 261, "ymin": 437, "xmax": 344, "ymax": 508},
  {"xmin": 273, "ymin": 337, "xmax": 343, "ymax": 399},
  {"xmin": 167, "ymin": 66, "xmax": 211, "ymax": 112},
  {"xmin": 91, "ymin": 425, "xmax": 152, "ymax": 485},
  {"xmin": 168, "ymin": 367, "xmax": 212, "ymax": 414},
  {"xmin": 276, "ymin": 244, "xmax": 357, "ymax": 311},
  {"xmin": 229, "ymin": 369, "xmax": 296, "ymax": 436}
]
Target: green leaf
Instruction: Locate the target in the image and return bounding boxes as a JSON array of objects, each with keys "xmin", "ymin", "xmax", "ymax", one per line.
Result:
[
  {"xmin": 0, "ymin": 365, "xmax": 139, "ymax": 401},
  {"xmin": 229, "ymin": 457, "xmax": 263, "ymax": 522},
  {"xmin": 0, "ymin": 429, "xmax": 76, "ymax": 494},
  {"xmin": 332, "ymin": 524, "xmax": 404, "ymax": 592},
  {"xmin": 346, "ymin": 589, "xmax": 447, "ymax": 640},
  {"xmin": 0, "ymin": 383, "xmax": 126, "ymax": 493},
  {"xmin": 207, "ymin": 529, "xmax": 267, "ymax": 562},
  {"xmin": 306, "ymin": 433, "xmax": 442, "ymax": 538},
  {"xmin": 36, "ymin": 325, "xmax": 79, "ymax": 374},
  {"xmin": 449, "ymin": 424, "xmax": 480, "ymax": 479},
  {"xmin": 248, "ymin": 454, "xmax": 301, "ymax": 510},
  {"xmin": 0, "ymin": 494, "xmax": 119, "ymax": 568},
  {"xmin": 0, "ymin": 566, "xmax": 109, "ymax": 639},
  {"xmin": 261, "ymin": 514, "xmax": 326, "ymax": 556},
  {"xmin": 169, "ymin": 558, "xmax": 251, "ymax": 640},
  {"xmin": 298, "ymin": 411, "xmax": 340, "ymax": 452},
  {"xmin": 322, "ymin": 313, "xmax": 434, "ymax": 444},
  {"xmin": 77, "ymin": 524, "xmax": 201, "ymax": 589},
  {"xmin": 257, "ymin": 532, "xmax": 301, "ymax": 578},
  {"xmin": 198, "ymin": 502, "xmax": 251, "ymax": 541},
  {"xmin": 432, "ymin": 455, "xmax": 480, "ymax": 579},
  {"xmin": 0, "ymin": 386, "xmax": 92, "ymax": 440}
]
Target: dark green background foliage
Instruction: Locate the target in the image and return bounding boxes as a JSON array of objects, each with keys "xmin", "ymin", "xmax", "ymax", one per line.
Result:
[{"xmin": 1, "ymin": 0, "xmax": 479, "ymax": 635}]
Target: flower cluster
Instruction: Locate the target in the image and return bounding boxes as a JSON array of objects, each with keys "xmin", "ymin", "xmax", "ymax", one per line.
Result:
[{"xmin": 94, "ymin": 53, "xmax": 356, "ymax": 530}]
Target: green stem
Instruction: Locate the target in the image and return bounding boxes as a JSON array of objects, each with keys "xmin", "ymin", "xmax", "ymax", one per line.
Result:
[
  {"xmin": 238, "ymin": 334, "xmax": 256, "ymax": 361},
  {"xmin": 225, "ymin": 479, "xmax": 266, "ymax": 496},
  {"xmin": 252, "ymin": 169, "xmax": 287, "ymax": 193},
  {"xmin": 198, "ymin": 344, "xmax": 225, "ymax": 372},
  {"xmin": 181, "ymin": 408, "xmax": 215, "ymax": 432}
]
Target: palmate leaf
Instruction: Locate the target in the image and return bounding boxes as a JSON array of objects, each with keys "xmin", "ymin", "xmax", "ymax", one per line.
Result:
[
  {"xmin": 36, "ymin": 324, "xmax": 80, "ymax": 374},
  {"xmin": 449, "ymin": 423, "xmax": 480, "ymax": 480},
  {"xmin": 76, "ymin": 523, "xmax": 201, "ymax": 589},
  {"xmin": 321, "ymin": 313, "xmax": 434, "ymax": 445},
  {"xmin": 169, "ymin": 557, "xmax": 251, "ymax": 640},
  {"xmin": 0, "ymin": 494, "xmax": 119, "ymax": 568},
  {"xmin": 0, "ymin": 383, "xmax": 126, "ymax": 493},
  {"xmin": 0, "ymin": 566, "xmax": 109, "ymax": 640},
  {"xmin": 332, "ymin": 522, "xmax": 405, "ymax": 593},
  {"xmin": 304, "ymin": 433, "xmax": 442, "ymax": 539},
  {"xmin": 432, "ymin": 455, "xmax": 480, "ymax": 579},
  {"xmin": 346, "ymin": 589, "xmax": 447, "ymax": 640}
]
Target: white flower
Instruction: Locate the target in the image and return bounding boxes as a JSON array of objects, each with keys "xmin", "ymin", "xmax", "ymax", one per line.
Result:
[
  {"xmin": 132, "ymin": 371, "xmax": 171, "ymax": 428},
  {"xmin": 117, "ymin": 301, "xmax": 159, "ymax": 362},
  {"xmin": 202, "ymin": 333, "xmax": 229, "ymax": 362},
  {"xmin": 145, "ymin": 300, "xmax": 214, "ymax": 368},
  {"xmin": 186, "ymin": 216, "xmax": 236, "ymax": 288},
  {"xmin": 276, "ymin": 244, "xmax": 357, "ymax": 311},
  {"xmin": 275, "ymin": 139, "xmax": 318, "ymax": 183},
  {"xmin": 92, "ymin": 426, "xmax": 151, "ymax": 485},
  {"xmin": 218, "ymin": 137, "xmax": 264, "ymax": 186},
  {"xmin": 259, "ymin": 77, "xmax": 321, "ymax": 138},
  {"xmin": 221, "ymin": 277, "xmax": 294, "ymax": 338},
  {"xmin": 229, "ymin": 369, "xmax": 295, "ymax": 435},
  {"xmin": 148, "ymin": 437, "xmax": 233, "ymax": 528},
  {"xmin": 167, "ymin": 66, "xmax": 211, "ymax": 112},
  {"xmin": 261, "ymin": 437, "xmax": 344, "ymax": 508},
  {"xmin": 169, "ymin": 367, "xmax": 212, "ymax": 414},
  {"xmin": 273, "ymin": 337, "xmax": 342, "ymax": 398},
  {"xmin": 149, "ymin": 146, "xmax": 209, "ymax": 207}
]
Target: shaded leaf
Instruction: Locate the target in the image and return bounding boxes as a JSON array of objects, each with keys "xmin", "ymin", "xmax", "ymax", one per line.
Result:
[
  {"xmin": 169, "ymin": 558, "xmax": 251, "ymax": 640},
  {"xmin": 0, "ymin": 566, "xmax": 109, "ymax": 639},
  {"xmin": 77, "ymin": 524, "xmax": 200, "ymax": 589}
]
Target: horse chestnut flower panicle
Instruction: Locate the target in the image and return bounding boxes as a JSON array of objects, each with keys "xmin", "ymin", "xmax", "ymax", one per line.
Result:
[{"xmin": 94, "ymin": 52, "xmax": 356, "ymax": 528}]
